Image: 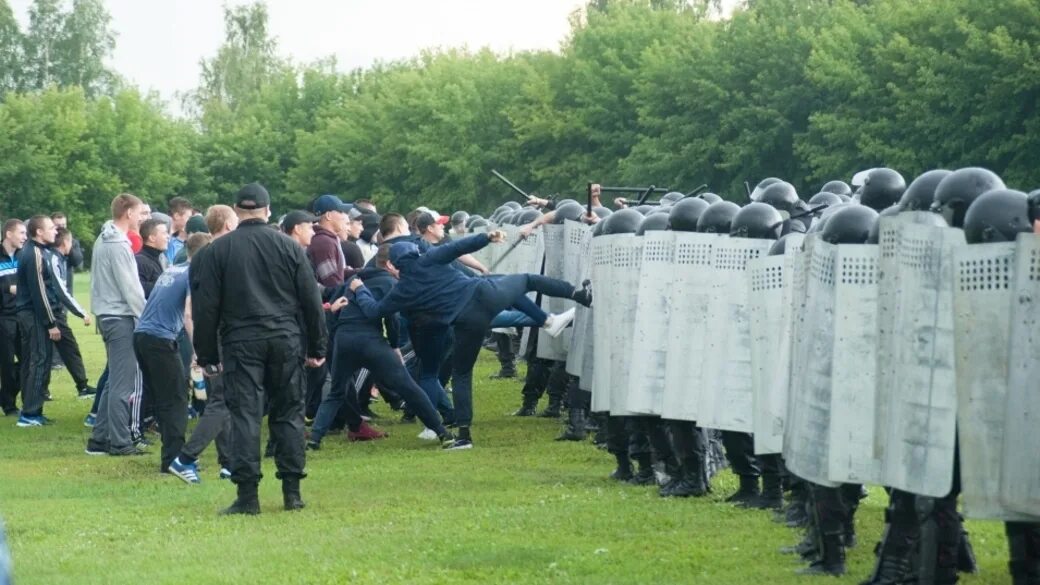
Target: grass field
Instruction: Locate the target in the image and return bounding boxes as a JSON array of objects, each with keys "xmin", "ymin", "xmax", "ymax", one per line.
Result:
[{"xmin": 0, "ymin": 275, "xmax": 1012, "ymax": 584}]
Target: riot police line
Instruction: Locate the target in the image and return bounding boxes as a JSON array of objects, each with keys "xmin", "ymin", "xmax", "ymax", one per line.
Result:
[{"xmin": 471, "ymin": 168, "xmax": 1040, "ymax": 585}]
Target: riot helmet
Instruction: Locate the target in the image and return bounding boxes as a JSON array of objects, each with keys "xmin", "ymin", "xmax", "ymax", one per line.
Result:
[
  {"xmin": 516, "ymin": 208, "xmax": 542, "ymax": 225},
  {"xmin": 836, "ymin": 193, "xmax": 852, "ymax": 203},
  {"xmin": 668, "ymin": 197, "xmax": 709, "ymax": 232},
  {"xmin": 636, "ymin": 212, "xmax": 670, "ymax": 235},
  {"xmin": 503, "ymin": 201, "xmax": 522, "ymax": 211},
  {"xmin": 468, "ymin": 218, "xmax": 489, "ymax": 231},
  {"xmin": 553, "ymin": 202, "xmax": 585, "ymax": 224},
  {"xmin": 592, "ymin": 219, "xmax": 607, "ymax": 237},
  {"xmin": 821, "ymin": 205, "xmax": 879, "ymax": 244},
  {"xmin": 866, "ymin": 204, "xmax": 901, "ymax": 244},
  {"xmin": 592, "ymin": 206, "xmax": 613, "ymax": 218},
  {"xmin": 820, "ymin": 180, "xmax": 853, "ymax": 197},
  {"xmin": 602, "ymin": 208, "xmax": 643, "ymax": 235},
  {"xmin": 757, "ymin": 181, "xmax": 800, "ymax": 213},
  {"xmin": 898, "ymin": 169, "xmax": 952, "ymax": 211},
  {"xmin": 769, "ymin": 233, "xmax": 802, "ymax": 256},
  {"xmin": 660, "ymin": 191, "xmax": 685, "ymax": 205},
  {"xmin": 696, "ymin": 201, "xmax": 740, "ymax": 234},
  {"xmin": 556, "ymin": 198, "xmax": 579, "ymax": 209},
  {"xmin": 963, "ymin": 189, "xmax": 1031, "ymax": 244},
  {"xmin": 464, "ymin": 214, "xmax": 484, "ymax": 228},
  {"xmin": 808, "ymin": 192, "xmax": 843, "ymax": 207},
  {"xmin": 1028, "ymin": 190, "xmax": 1040, "ymax": 224},
  {"xmin": 859, "ymin": 168, "xmax": 907, "ymax": 211},
  {"xmin": 807, "ymin": 203, "xmax": 851, "ymax": 234},
  {"xmin": 931, "ymin": 167, "xmax": 1005, "ymax": 228},
  {"xmin": 450, "ymin": 211, "xmax": 469, "ymax": 227},
  {"xmin": 750, "ymin": 178, "xmax": 782, "ymax": 202},
  {"xmin": 635, "ymin": 204, "xmax": 653, "ymax": 215},
  {"xmin": 698, "ymin": 193, "xmax": 722, "ymax": 204},
  {"xmin": 730, "ymin": 202, "xmax": 783, "ymax": 240}
]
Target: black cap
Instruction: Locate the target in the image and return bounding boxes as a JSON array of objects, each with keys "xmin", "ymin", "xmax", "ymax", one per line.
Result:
[
  {"xmin": 236, "ymin": 183, "xmax": 271, "ymax": 210},
  {"xmin": 416, "ymin": 211, "xmax": 449, "ymax": 233},
  {"xmin": 281, "ymin": 210, "xmax": 317, "ymax": 234}
]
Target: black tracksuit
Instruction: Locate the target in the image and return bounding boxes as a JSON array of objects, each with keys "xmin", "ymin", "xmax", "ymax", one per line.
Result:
[
  {"xmin": 0, "ymin": 247, "xmax": 20, "ymax": 414},
  {"xmin": 191, "ymin": 219, "xmax": 327, "ymax": 486},
  {"xmin": 15, "ymin": 241, "xmax": 86, "ymax": 417},
  {"xmin": 136, "ymin": 246, "xmax": 166, "ymax": 298}
]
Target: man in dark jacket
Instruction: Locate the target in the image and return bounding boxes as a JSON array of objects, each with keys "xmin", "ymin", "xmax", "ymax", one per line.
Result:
[
  {"xmin": 0, "ymin": 220, "xmax": 26, "ymax": 416},
  {"xmin": 14, "ymin": 216, "xmax": 91, "ymax": 427},
  {"xmin": 48, "ymin": 228, "xmax": 95, "ymax": 398},
  {"xmin": 191, "ymin": 183, "xmax": 327, "ymax": 515},
  {"xmin": 308, "ymin": 245, "xmax": 456, "ymax": 450},
  {"xmin": 136, "ymin": 219, "xmax": 169, "ymax": 298},
  {"xmin": 50, "ymin": 213, "xmax": 83, "ymax": 294}
]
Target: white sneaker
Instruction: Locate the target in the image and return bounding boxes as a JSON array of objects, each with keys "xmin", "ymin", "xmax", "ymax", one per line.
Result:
[
  {"xmin": 543, "ymin": 308, "xmax": 576, "ymax": 338},
  {"xmin": 417, "ymin": 427, "xmax": 439, "ymax": 441}
]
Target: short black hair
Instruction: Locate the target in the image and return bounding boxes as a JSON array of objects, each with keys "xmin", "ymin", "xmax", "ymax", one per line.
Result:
[
  {"xmin": 139, "ymin": 218, "xmax": 166, "ymax": 243},
  {"xmin": 54, "ymin": 227, "xmax": 72, "ymax": 246}
]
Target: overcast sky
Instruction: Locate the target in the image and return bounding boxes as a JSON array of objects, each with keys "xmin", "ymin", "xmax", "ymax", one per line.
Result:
[{"xmin": 9, "ymin": 0, "xmax": 588, "ymax": 110}]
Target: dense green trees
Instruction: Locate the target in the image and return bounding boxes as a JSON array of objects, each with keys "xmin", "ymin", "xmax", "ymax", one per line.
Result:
[{"xmin": 1, "ymin": 0, "xmax": 1039, "ymax": 236}]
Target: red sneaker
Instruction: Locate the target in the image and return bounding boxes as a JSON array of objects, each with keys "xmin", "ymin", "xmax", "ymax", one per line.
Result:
[{"xmin": 347, "ymin": 422, "xmax": 387, "ymax": 442}]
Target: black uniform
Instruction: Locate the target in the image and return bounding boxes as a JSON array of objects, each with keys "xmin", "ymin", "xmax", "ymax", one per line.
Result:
[
  {"xmin": 0, "ymin": 247, "xmax": 21, "ymax": 415},
  {"xmin": 191, "ymin": 218, "xmax": 327, "ymax": 489}
]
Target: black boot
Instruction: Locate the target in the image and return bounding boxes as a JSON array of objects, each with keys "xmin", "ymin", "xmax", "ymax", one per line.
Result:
[
  {"xmin": 627, "ymin": 455, "xmax": 655, "ymax": 486},
  {"xmin": 610, "ymin": 453, "xmax": 633, "ymax": 481},
  {"xmin": 490, "ymin": 366, "xmax": 517, "ymax": 379},
  {"xmin": 555, "ymin": 408, "xmax": 587, "ymax": 441},
  {"xmin": 957, "ymin": 521, "xmax": 978, "ymax": 574},
  {"xmin": 748, "ymin": 472, "xmax": 783, "ymax": 511},
  {"xmin": 842, "ymin": 483, "xmax": 866, "ymax": 548},
  {"xmin": 780, "ymin": 523, "xmax": 819, "ymax": 559},
  {"xmin": 538, "ymin": 395, "xmax": 562, "ymax": 418},
  {"xmin": 661, "ymin": 454, "xmax": 709, "ymax": 498},
  {"xmin": 512, "ymin": 398, "xmax": 538, "ymax": 417},
  {"xmin": 860, "ymin": 491, "xmax": 918, "ymax": 585},
  {"xmin": 282, "ymin": 477, "xmax": 305, "ymax": 511},
  {"xmin": 221, "ymin": 482, "xmax": 260, "ymax": 516},
  {"xmin": 725, "ymin": 475, "xmax": 760, "ymax": 504},
  {"xmin": 1007, "ymin": 522, "xmax": 1040, "ymax": 585},
  {"xmin": 779, "ymin": 484, "xmax": 811, "ymax": 527},
  {"xmin": 799, "ymin": 531, "xmax": 847, "ymax": 576}
]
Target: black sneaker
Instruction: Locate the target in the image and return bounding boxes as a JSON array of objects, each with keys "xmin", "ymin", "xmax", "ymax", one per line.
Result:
[
  {"xmin": 442, "ymin": 438, "xmax": 473, "ymax": 450},
  {"xmin": 85, "ymin": 440, "xmax": 109, "ymax": 456},
  {"xmin": 77, "ymin": 386, "xmax": 97, "ymax": 399},
  {"xmin": 110, "ymin": 445, "xmax": 148, "ymax": 456},
  {"xmin": 305, "ymin": 440, "xmax": 321, "ymax": 451},
  {"xmin": 572, "ymin": 282, "xmax": 593, "ymax": 307}
]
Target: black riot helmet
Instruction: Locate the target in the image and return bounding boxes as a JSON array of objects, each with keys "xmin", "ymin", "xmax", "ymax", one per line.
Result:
[
  {"xmin": 1029, "ymin": 190, "xmax": 1040, "ymax": 224},
  {"xmin": 808, "ymin": 192, "xmax": 843, "ymax": 207},
  {"xmin": 667, "ymin": 197, "xmax": 710, "ymax": 232},
  {"xmin": 698, "ymin": 193, "xmax": 722, "ymax": 204},
  {"xmin": 769, "ymin": 233, "xmax": 802, "ymax": 256},
  {"xmin": 635, "ymin": 204, "xmax": 653, "ymax": 215},
  {"xmin": 899, "ymin": 169, "xmax": 952, "ymax": 211},
  {"xmin": 866, "ymin": 205, "xmax": 901, "ymax": 244},
  {"xmin": 757, "ymin": 181, "xmax": 800, "ymax": 213},
  {"xmin": 468, "ymin": 218, "xmax": 488, "ymax": 231},
  {"xmin": 553, "ymin": 202, "xmax": 585, "ymax": 224},
  {"xmin": 450, "ymin": 211, "xmax": 469, "ymax": 226},
  {"xmin": 696, "ymin": 201, "xmax": 741, "ymax": 234},
  {"xmin": 821, "ymin": 205, "xmax": 879, "ymax": 244},
  {"xmin": 963, "ymin": 189, "xmax": 1031, "ymax": 244},
  {"xmin": 464, "ymin": 214, "xmax": 484, "ymax": 228},
  {"xmin": 836, "ymin": 193, "xmax": 852, "ymax": 203},
  {"xmin": 750, "ymin": 178, "xmax": 782, "ymax": 202},
  {"xmin": 592, "ymin": 219, "xmax": 608, "ymax": 237},
  {"xmin": 660, "ymin": 191, "xmax": 685, "ymax": 205},
  {"xmin": 503, "ymin": 201, "xmax": 522, "ymax": 211},
  {"xmin": 730, "ymin": 202, "xmax": 783, "ymax": 240},
  {"xmin": 931, "ymin": 167, "xmax": 1006, "ymax": 228},
  {"xmin": 592, "ymin": 206, "xmax": 613, "ymax": 218},
  {"xmin": 820, "ymin": 180, "xmax": 853, "ymax": 197},
  {"xmin": 859, "ymin": 168, "xmax": 907, "ymax": 211},
  {"xmin": 603, "ymin": 208, "xmax": 643, "ymax": 235},
  {"xmin": 499, "ymin": 211, "xmax": 517, "ymax": 225},
  {"xmin": 490, "ymin": 205, "xmax": 512, "ymax": 223},
  {"xmin": 556, "ymin": 198, "xmax": 579, "ymax": 209},
  {"xmin": 517, "ymin": 208, "xmax": 542, "ymax": 225},
  {"xmin": 636, "ymin": 212, "xmax": 670, "ymax": 235},
  {"xmin": 807, "ymin": 203, "xmax": 851, "ymax": 234}
]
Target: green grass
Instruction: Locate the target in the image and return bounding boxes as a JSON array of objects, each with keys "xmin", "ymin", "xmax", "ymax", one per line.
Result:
[{"xmin": 0, "ymin": 275, "xmax": 1011, "ymax": 584}]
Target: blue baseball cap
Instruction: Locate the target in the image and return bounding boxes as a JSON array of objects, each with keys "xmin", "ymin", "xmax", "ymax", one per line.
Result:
[{"xmin": 313, "ymin": 194, "xmax": 361, "ymax": 218}]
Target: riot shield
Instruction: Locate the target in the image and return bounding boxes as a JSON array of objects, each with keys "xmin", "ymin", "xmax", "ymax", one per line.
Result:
[
  {"xmin": 626, "ymin": 230, "xmax": 677, "ymax": 415},
  {"xmin": 1002, "ymin": 233, "xmax": 1040, "ymax": 517},
  {"xmin": 470, "ymin": 225, "xmax": 492, "ymax": 269},
  {"xmin": 828, "ymin": 244, "xmax": 882, "ymax": 485},
  {"xmin": 878, "ymin": 222, "xmax": 962, "ymax": 497},
  {"xmin": 537, "ymin": 223, "xmax": 572, "ymax": 361},
  {"xmin": 565, "ymin": 222, "xmax": 592, "ymax": 378},
  {"xmin": 661, "ymin": 233, "xmax": 719, "ymax": 422},
  {"xmin": 953, "ymin": 242, "xmax": 1035, "ymax": 520},
  {"xmin": 748, "ymin": 249, "xmax": 789, "ymax": 454},
  {"xmin": 590, "ymin": 235, "xmax": 616, "ymax": 413},
  {"xmin": 697, "ymin": 236, "xmax": 772, "ymax": 432},
  {"xmin": 609, "ymin": 235, "xmax": 643, "ymax": 416},
  {"xmin": 783, "ymin": 238, "xmax": 838, "ymax": 487}
]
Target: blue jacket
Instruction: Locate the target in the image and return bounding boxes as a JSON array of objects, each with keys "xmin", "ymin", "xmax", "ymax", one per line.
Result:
[
  {"xmin": 331, "ymin": 265, "xmax": 402, "ymax": 346},
  {"xmin": 351, "ymin": 233, "xmax": 490, "ymax": 326}
]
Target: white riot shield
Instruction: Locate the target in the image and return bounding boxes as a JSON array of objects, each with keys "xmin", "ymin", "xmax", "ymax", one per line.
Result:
[
  {"xmin": 783, "ymin": 239, "xmax": 838, "ymax": 487},
  {"xmin": 748, "ymin": 253, "xmax": 787, "ymax": 454},
  {"xmin": 626, "ymin": 231, "xmax": 677, "ymax": 415},
  {"xmin": 590, "ymin": 235, "xmax": 615, "ymax": 412},
  {"xmin": 563, "ymin": 220, "xmax": 587, "ymax": 285},
  {"xmin": 496, "ymin": 225, "xmax": 522, "ymax": 275},
  {"xmin": 828, "ymin": 244, "xmax": 881, "ymax": 485},
  {"xmin": 566, "ymin": 223, "xmax": 592, "ymax": 378},
  {"xmin": 879, "ymin": 223, "xmax": 963, "ymax": 497},
  {"xmin": 609, "ymin": 236, "xmax": 643, "ymax": 416},
  {"xmin": 537, "ymin": 224, "xmax": 572, "ymax": 361},
  {"xmin": 697, "ymin": 237, "xmax": 772, "ymax": 432},
  {"xmin": 470, "ymin": 226, "xmax": 492, "ymax": 269},
  {"xmin": 952, "ymin": 242, "xmax": 1036, "ymax": 520},
  {"xmin": 661, "ymin": 233, "xmax": 719, "ymax": 422},
  {"xmin": 1002, "ymin": 233, "xmax": 1040, "ymax": 516}
]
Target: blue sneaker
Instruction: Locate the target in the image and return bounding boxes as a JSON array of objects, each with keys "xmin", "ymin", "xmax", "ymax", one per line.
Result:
[
  {"xmin": 168, "ymin": 457, "xmax": 200, "ymax": 485},
  {"xmin": 16, "ymin": 415, "xmax": 45, "ymax": 427},
  {"xmin": 84, "ymin": 413, "xmax": 97, "ymax": 427}
]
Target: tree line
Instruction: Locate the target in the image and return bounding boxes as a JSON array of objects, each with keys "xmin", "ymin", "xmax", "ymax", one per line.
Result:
[{"xmin": 1, "ymin": 0, "xmax": 1038, "ymax": 249}]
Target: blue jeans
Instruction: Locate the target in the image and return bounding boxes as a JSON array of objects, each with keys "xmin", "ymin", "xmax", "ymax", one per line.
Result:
[{"xmin": 489, "ymin": 310, "xmax": 539, "ymax": 329}]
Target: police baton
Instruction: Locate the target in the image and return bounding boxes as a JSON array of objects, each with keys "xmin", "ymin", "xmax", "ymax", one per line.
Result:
[
  {"xmin": 489, "ymin": 233, "xmax": 527, "ymax": 273},
  {"xmin": 491, "ymin": 169, "xmax": 533, "ymax": 202}
]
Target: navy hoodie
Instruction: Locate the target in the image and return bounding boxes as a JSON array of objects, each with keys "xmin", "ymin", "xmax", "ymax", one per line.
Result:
[
  {"xmin": 351, "ymin": 233, "xmax": 490, "ymax": 326},
  {"xmin": 331, "ymin": 265, "xmax": 401, "ymax": 346}
]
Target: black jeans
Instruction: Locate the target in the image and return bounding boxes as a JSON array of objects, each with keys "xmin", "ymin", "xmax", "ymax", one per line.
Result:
[
  {"xmin": 53, "ymin": 310, "xmax": 88, "ymax": 389},
  {"xmin": 221, "ymin": 336, "xmax": 306, "ymax": 485},
  {"xmin": 133, "ymin": 333, "xmax": 188, "ymax": 471},
  {"xmin": 311, "ymin": 331, "xmax": 446, "ymax": 443},
  {"xmin": 16, "ymin": 311, "xmax": 52, "ymax": 417},
  {"xmin": 0, "ymin": 314, "xmax": 21, "ymax": 413},
  {"xmin": 721, "ymin": 430, "xmax": 760, "ymax": 477}
]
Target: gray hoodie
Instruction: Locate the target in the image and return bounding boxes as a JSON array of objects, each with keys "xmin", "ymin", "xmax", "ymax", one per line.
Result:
[{"xmin": 90, "ymin": 221, "xmax": 146, "ymax": 318}]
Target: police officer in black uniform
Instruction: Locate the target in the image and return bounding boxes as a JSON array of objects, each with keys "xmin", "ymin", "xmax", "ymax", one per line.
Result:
[{"xmin": 191, "ymin": 183, "xmax": 327, "ymax": 515}]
